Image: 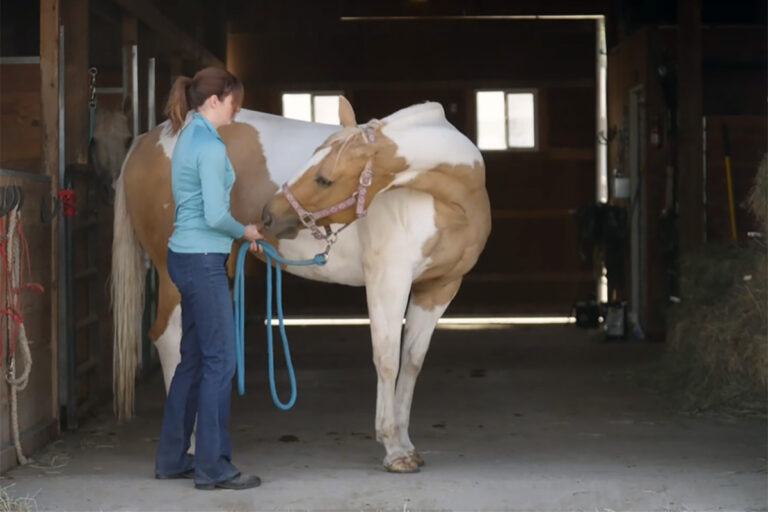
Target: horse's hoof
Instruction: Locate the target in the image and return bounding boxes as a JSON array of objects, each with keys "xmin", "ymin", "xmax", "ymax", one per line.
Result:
[
  {"xmin": 385, "ymin": 455, "xmax": 420, "ymax": 473},
  {"xmin": 409, "ymin": 452, "xmax": 425, "ymax": 467}
]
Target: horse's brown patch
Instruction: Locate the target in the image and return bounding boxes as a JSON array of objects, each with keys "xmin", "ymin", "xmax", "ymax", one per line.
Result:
[
  {"xmin": 123, "ymin": 122, "xmax": 279, "ymax": 340},
  {"xmin": 405, "ymin": 161, "xmax": 491, "ymax": 309},
  {"xmin": 123, "ymin": 127, "xmax": 178, "ymax": 340}
]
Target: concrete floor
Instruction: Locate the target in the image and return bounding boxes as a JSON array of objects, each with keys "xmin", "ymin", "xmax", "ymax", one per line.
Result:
[{"xmin": 2, "ymin": 325, "xmax": 766, "ymax": 511}]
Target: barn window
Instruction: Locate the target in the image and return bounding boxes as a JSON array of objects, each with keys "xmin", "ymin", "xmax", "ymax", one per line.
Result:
[
  {"xmin": 476, "ymin": 90, "xmax": 537, "ymax": 150},
  {"xmin": 282, "ymin": 93, "xmax": 342, "ymax": 125}
]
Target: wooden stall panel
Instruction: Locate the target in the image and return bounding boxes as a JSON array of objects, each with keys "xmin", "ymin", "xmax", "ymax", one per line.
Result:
[
  {"xmin": 0, "ymin": 64, "xmax": 42, "ymax": 173},
  {"xmin": 0, "ymin": 175, "xmax": 56, "ymax": 471}
]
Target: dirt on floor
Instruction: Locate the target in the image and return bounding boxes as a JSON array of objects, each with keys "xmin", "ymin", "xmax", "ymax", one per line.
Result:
[{"xmin": 2, "ymin": 325, "xmax": 766, "ymax": 511}]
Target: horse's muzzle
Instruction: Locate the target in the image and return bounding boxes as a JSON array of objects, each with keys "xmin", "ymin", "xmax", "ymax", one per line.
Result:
[{"xmin": 261, "ymin": 201, "xmax": 299, "ymax": 240}]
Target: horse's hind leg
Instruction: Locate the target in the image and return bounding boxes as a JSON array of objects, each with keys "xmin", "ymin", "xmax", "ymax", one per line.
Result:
[
  {"xmin": 151, "ymin": 274, "xmax": 198, "ymax": 454},
  {"xmin": 396, "ymin": 279, "xmax": 461, "ymax": 468}
]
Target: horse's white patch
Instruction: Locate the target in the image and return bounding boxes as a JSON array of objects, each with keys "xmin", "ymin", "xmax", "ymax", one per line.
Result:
[
  {"xmin": 380, "ymin": 103, "xmax": 481, "ymax": 183},
  {"xmin": 359, "ymin": 188, "xmax": 436, "ymax": 280},
  {"xmin": 154, "ymin": 304, "xmax": 182, "ymax": 393},
  {"xmin": 278, "ymin": 223, "xmax": 365, "ymax": 285},
  {"xmin": 233, "ymin": 110, "xmax": 337, "ymax": 187},
  {"xmin": 158, "ymin": 121, "xmax": 180, "ymax": 159}
]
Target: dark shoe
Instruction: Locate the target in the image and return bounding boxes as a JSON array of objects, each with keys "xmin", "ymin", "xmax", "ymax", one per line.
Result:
[
  {"xmin": 195, "ymin": 473, "xmax": 261, "ymax": 490},
  {"xmin": 155, "ymin": 468, "xmax": 195, "ymax": 480}
]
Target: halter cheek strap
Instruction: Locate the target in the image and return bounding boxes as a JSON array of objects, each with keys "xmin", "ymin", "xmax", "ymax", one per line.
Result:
[{"xmin": 281, "ymin": 126, "xmax": 377, "ymax": 241}]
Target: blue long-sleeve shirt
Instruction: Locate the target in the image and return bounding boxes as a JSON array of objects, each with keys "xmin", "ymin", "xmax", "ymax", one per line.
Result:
[{"xmin": 168, "ymin": 112, "xmax": 245, "ymax": 254}]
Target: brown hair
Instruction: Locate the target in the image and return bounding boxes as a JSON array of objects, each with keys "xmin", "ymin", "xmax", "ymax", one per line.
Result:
[{"xmin": 164, "ymin": 67, "xmax": 244, "ymax": 134}]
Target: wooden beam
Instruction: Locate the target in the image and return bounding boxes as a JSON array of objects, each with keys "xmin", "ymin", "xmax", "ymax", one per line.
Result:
[
  {"xmin": 111, "ymin": 0, "xmax": 224, "ymax": 68},
  {"xmin": 63, "ymin": 0, "xmax": 89, "ymax": 165},
  {"xmin": 677, "ymin": 0, "xmax": 704, "ymax": 252},
  {"xmin": 40, "ymin": 0, "xmax": 60, "ymax": 427}
]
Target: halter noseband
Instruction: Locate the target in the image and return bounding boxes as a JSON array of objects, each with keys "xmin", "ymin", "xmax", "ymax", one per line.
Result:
[{"xmin": 281, "ymin": 126, "xmax": 377, "ymax": 244}]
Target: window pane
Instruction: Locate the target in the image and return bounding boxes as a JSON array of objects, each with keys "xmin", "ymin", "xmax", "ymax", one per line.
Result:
[
  {"xmin": 506, "ymin": 93, "xmax": 535, "ymax": 148},
  {"xmin": 282, "ymin": 93, "xmax": 312, "ymax": 122},
  {"xmin": 313, "ymin": 95, "xmax": 340, "ymax": 125},
  {"xmin": 476, "ymin": 91, "xmax": 506, "ymax": 150}
]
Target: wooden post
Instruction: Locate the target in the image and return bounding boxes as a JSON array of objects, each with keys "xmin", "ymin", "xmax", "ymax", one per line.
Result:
[
  {"xmin": 677, "ymin": 0, "xmax": 704, "ymax": 253},
  {"xmin": 63, "ymin": 0, "xmax": 89, "ymax": 165},
  {"xmin": 40, "ymin": 0, "xmax": 60, "ymax": 425}
]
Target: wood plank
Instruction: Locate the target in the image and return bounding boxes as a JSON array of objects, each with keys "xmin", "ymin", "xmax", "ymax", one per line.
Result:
[
  {"xmin": 40, "ymin": 0, "xmax": 60, "ymax": 433},
  {"xmin": 63, "ymin": 0, "xmax": 89, "ymax": 165}
]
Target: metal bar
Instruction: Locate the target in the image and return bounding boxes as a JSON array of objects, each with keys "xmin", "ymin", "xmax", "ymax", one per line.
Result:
[
  {"xmin": 56, "ymin": 23, "xmax": 79, "ymax": 430},
  {"xmin": 0, "ymin": 169, "xmax": 52, "ymax": 182},
  {"xmin": 131, "ymin": 44, "xmax": 139, "ymax": 138},
  {"xmin": 94, "ymin": 86, "xmax": 124, "ymax": 95},
  {"xmin": 340, "ymin": 15, "xmax": 605, "ymax": 21},
  {"xmin": 147, "ymin": 57, "xmax": 156, "ymax": 130},
  {"xmin": 122, "ymin": 45, "xmax": 128, "ymax": 105},
  {"xmin": 0, "ymin": 56, "xmax": 41, "ymax": 64}
]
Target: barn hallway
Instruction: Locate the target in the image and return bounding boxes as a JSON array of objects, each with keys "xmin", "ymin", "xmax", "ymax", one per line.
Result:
[{"xmin": 4, "ymin": 325, "xmax": 766, "ymax": 511}]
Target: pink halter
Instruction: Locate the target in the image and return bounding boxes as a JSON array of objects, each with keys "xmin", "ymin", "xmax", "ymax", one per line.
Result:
[{"xmin": 281, "ymin": 126, "xmax": 376, "ymax": 241}]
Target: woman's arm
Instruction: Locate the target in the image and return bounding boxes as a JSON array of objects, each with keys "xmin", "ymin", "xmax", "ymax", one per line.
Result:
[{"xmin": 197, "ymin": 141, "xmax": 246, "ymax": 239}]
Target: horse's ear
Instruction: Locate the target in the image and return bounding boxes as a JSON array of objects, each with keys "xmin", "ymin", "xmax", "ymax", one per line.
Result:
[
  {"xmin": 122, "ymin": 95, "xmax": 132, "ymax": 116},
  {"xmin": 338, "ymin": 96, "xmax": 357, "ymax": 127}
]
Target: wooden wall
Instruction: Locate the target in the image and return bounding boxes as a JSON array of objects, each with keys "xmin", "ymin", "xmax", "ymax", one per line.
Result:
[
  {"xmin": 0, "ymin": 64, "xmax": 42, "ymax": 173},
  {"xmin": 229, "ymin": 18, "xmax": 599, "ymax": 315}
]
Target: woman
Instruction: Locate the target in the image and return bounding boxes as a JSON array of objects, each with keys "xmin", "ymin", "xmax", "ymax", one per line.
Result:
[{"xmin": 154, "ymin": 67, "xmax": 262, "ymax": 491}]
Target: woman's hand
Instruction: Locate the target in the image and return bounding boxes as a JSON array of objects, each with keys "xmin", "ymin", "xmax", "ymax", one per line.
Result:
[{"xmin": 243, "ymin": 224, "xmax": 264, "ymax": 253}]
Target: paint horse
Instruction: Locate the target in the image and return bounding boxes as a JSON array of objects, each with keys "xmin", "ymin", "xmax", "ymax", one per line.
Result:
[{"xmin": 111, "ymin": 97, "xmax": 490, "ymax": 473}]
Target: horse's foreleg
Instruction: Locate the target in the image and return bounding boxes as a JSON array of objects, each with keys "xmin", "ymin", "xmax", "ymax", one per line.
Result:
[
  {"xmin": 365, "ymin": 270, "xmax": 413, "ymax": 472},
  {"xmin": 396, "ymin": 279, "xmax": 461, "ymax": 468}
]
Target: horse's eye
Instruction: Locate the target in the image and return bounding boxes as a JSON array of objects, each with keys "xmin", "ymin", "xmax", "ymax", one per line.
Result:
[{"xmin": 315, "ymin": 175, "xmax": 333, "ymax": 187}]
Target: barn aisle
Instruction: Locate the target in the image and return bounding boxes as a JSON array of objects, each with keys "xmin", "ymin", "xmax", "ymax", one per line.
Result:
[{"xmin": 4, "ymin": 325, "xmax": 766, "ymax": 511}]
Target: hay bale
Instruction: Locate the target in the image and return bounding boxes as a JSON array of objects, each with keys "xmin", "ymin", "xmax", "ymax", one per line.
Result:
[{"xmin": 662, "ymin": 155, "xmax": 768, "ymax": 417}]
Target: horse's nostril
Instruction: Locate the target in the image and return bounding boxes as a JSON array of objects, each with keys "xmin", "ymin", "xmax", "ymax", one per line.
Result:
[{"xmin": 262, "ymin": 207, "xmax": 273, "ymax": 228}]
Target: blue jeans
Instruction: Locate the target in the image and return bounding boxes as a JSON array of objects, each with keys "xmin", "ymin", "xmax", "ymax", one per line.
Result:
[{"xmin": 155, "ymin": 249, "xmax": 240, "ymax": 485}]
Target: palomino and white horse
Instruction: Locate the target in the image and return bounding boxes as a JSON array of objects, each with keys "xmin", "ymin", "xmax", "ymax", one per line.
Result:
[{"xmin": 111, "ymin": 97, "xmax": 491, "ymax": 472}]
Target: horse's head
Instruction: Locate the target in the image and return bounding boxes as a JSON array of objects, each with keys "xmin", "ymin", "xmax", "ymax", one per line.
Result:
[
  {"xmin": 262, "ymin": 96, "xmax": 406, "ymax": 239},
  {"xmin": 90, "ymin": 97, "xmax": 133, "ymax": 191}
]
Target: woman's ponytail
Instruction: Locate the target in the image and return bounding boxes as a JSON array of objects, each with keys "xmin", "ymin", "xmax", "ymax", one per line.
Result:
[
  {"xmin": 163, "ymin": 68, "xmax": 243, "ymax": 134},
  {"xmin": 164, "ymin": 76, "xmax": 193, "ymax": 134}
]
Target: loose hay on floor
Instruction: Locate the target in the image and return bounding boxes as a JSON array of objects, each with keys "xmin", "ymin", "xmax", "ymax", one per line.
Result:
[{"xmin": 0, "ymin": 484, "xmax": 38, "ymax": 512}]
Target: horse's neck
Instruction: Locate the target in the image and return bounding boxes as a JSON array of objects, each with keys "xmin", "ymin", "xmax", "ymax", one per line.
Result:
[{"xmin": 235, "ymin": 110, "xmax": 338, "ymax": 184}]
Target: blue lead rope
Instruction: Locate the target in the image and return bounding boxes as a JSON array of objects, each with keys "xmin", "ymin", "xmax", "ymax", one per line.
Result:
[{"xmin": 233, "ymin": 240, "xmax": 326, "ymax": 409}]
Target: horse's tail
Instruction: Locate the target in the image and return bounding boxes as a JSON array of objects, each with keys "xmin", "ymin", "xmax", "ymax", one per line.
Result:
[{"xmin": 111, "ymin": 160, "xmax": 144, "ymax": 421}]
